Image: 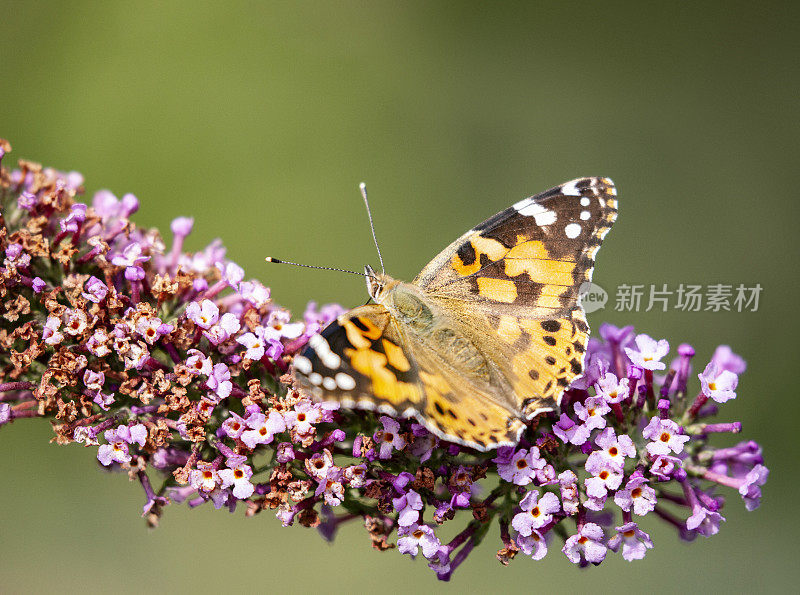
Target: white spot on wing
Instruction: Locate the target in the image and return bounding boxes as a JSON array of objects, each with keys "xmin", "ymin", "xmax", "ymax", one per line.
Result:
[
  {"xmin": 517, "ymin": 201, "xmax": 557, "ymax": 226},
  {"xmin": 580, "ymin": 210, "xmax": 591, "ymax": 220},
  {"xmin": 309, "ymin": 372, "xmax": 323, "ymax": 386},
  {"xmin": 335, "ymin": 372, "xmax": 356, "ymax": 390},
  {"xmin": 309, "ymin": 334, "xmax": 341, "ymax": 369},
  {"xmin": 293, "ymin": 355, "xmax": 312, "ymax": 375},
  {"xmin": 513, "ymin": 197, "xmax": 531, "ymax": 211},
  {"xmin": 561, "ymin": 180, "xmax": 581, "ymax": 196},
  {"xmin": 322, "ymin": 377, "xmax": 336, "ymax": 390},
  {"xmin": 580, "ymin": 196, "xmax": 590, "ymax": 207},
  {"xmin": 565, "ymin": 223, "xmax": 581, "ymax": 238}
]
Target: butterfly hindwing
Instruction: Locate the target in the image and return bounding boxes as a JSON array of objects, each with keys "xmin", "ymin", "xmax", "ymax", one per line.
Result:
[{"xmin": 295, "ymin": 305, "xmax": 526, "ymax": 449}]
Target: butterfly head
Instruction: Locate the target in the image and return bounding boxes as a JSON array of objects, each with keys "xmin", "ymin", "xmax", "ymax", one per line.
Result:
[{"xmin": 364, "ymin": 264, "xmax": 397, "ymax": 303}]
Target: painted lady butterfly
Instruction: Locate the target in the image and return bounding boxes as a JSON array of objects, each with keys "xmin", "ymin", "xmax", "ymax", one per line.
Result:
[{"xmin": 291, "ymin": 177, "xmax": 618, "ymax": 451}]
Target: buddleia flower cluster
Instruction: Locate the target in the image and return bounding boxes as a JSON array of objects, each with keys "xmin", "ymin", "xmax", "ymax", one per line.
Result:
[{"xmin": 0, "ymin": 140, "xmax": 768, "ymax": 580}]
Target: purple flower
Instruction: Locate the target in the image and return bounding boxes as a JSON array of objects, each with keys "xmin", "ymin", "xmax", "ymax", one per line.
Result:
[
  {"xmin": 427, "ymin": 549, "xmax": 452, "ymax": 577},
  {"xmin": 93, "ymin": 391, "xmax": 115, "ymax": 411},
  {"xmin": 305, "ymin": 449, "xmax": 336, "ymax": 480},
  {"xmin": 374, "ymin": 416, "xmax": 406, "ymax": 459},
  {"xmin": 111, "ymin": 242, "xmax": 150, "ymax": 279},
  {"xmin": 607, "ymin": 522, "xmax": 653, "ymax": 561},
  {"xmin": 5, "ymin": 243, "xmax": 30, "ymax": 268},
  {"xmin": 304, "ymin": 301, "xmax": 345, "ymax": 336},
  {"xmin": 584, "ymin": 456, "xmax": 623, "ymax": 500},
  {"xmin": 315, "ymin": 469, "xmax": 345, "ymax": 506},
  {"xmin": 710, "ymin": 345, "xmax": 746, "ymax": 374},
  {"xmin": 397, "ymin": 524, "xmax": 441, "ymax": 559},
  {"xmin": 237, "ymin": 329, "xmax": 266, "ymax": 360},
  {"xmin": 185, "ymin": 349, "xmax": 212, "ymax": 375},
  {"xmin": 97, "ymin": 440, "xmax": 131, "ymax": 466},
  {"xmin": 239, "ymin": 281, "xmax": 271, "ymax": 308},
  {"xmin": 284, "ymin": 399, "xmax": 322, "ymax": 437},
  {"xmin": 614, "ymin": 474, "xmax": 656, "ymax": 516},
  {"xmin": 559, "ymin": 470, "xmax": 580, "ymax": 516},
  {"xmin": 516, "ymin": 531, "xmax": 548, "ymax": 560},
  {"xmin": 552, "ymin": 413, "xmax": 591, "ymax": 446},
  {"xmin": 240, "ymin": 410, "xmax": 286, "ymax": 449},
  {"xmin": 343, "ymin": 464, "xmax": 367, "ymax": 487},
  {"xmin": 83, "ymin": 369, "xmax": 105, "ymax": 392},
  {"xmin": 574, "ymin": 396, "xmax": 610, "ymax": 431},
  {"xmin": 86, "ymin": 329, "xmax": 111, "ymax": 357},
  {"xmin": 189, "ymin": 461, "xmax": 220, "ymax": 494},
  {"xmin": 216, "ymin": 261, "xmax": 245, "ymax": 289},
  {"xmin": 0, "ymin": 403, "xmax": 12, "ymax": 426},
  {"xmin": 393, "ymin": 489, "xmax": 424, "ymax": 527},
  {"xmin": 686, "ymin": 504, "xmax": 725, "ymax": 536},
  {"xmin": 594, "ymin": 372, "xmax": 629, "ymax": 404},
  {"xmin": 592, "ymin": 427, "xmax": 636, "ymax": 471},
  {"xmin": 186, "ymin": 299, "xmax": 219, "ymax": 329},
  {"xmin": 698, "ymin": 362, "xmax": 738, "ymax": 403},
  {"xmin": 218, "ymin": 463, "xmax": 255, "ymax": 499},
  {"xmin": 562, "ymin": 523, "xmax": 607, "ymax": 565},
  {"xmin": 511, "ymin": 490, "xmax": 560, "ymax": 536},
  {"xmin": 409, "ymin": 423, "xmax": 437, "ymax": 463},
  {"xmin": 171, "ymin": 216, "xmax": 194, "ymax": 237},
  {"xmin": 495, "ymin": 447, "xmax": 545, "ymax": 486},
  {"xmin": 642, "ymin": 417, "xmax": 690, "ymax": 456},
  {"xmin": 206, "ymin": 363, "xmax": 232, "ymax": 400},
  {"xmin": 599, "ymin": 323, "xmax": 635, "ymax": 347},
  {"xmin": 64, "ymin": 309, "xmax": 89, "ymax": 336},
  {"xmin": 738, "ymin": 464, "xmax": 769, "ymax": 511},
  {"xmin": 60, "ymin": 203, "xmax": 87, "ymax": 233},
  {"xmin": 650, "ymin": 455, "xmax": 683, "ymax": 481},
  {"xmin": 136, "ymin": 316, "xmax": 172, "ymax": 345},
  {"xmin": 624, "ymin": 334, "xmax": 669, "ymax": 371},
  {"xmin": 203, "ymin": 312, "xmax": 241, "ymax": 345},
  {"xmin": 569, "ymin": 351, "xmax": 609, "ymax": 390},
  {"xmin": 81, "ymin": 276, "xmax": 108, "ymax": 303},
  {"xmin": 221, "ymin": 412, "xmax": 247, "ymax": 440},
  {"xmin": 17, "ymin": 191, "xmax": 36, "ymax": 210},
  {"xmin": 42, "ymin": 315, "xmax": 64, "ymax": 346}
]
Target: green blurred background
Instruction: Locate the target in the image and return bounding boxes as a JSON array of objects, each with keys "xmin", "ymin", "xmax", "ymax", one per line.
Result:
[{"xmin": 1, "ymin": 1, "xmax": 797, "ymax": 592}]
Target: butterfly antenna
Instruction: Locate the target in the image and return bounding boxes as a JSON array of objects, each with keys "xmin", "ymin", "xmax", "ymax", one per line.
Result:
[
  {"xmin": 359, "ymin": 182, "xmax": 385, "ymax": 274},
  {"xmin": 264, "ymin": 257, "xmax": 367, "ymax": 277}
]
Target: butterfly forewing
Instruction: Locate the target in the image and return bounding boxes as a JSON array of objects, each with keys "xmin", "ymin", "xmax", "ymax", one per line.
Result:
[{"xmin": 413, "ymin": 177, "xmax": 618, "ymax": 416}]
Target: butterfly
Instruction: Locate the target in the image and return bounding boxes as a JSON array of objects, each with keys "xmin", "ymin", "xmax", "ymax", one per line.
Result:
[{"xmin": 291, "ymin": 177, "xmax": 618, "ymax": 451}]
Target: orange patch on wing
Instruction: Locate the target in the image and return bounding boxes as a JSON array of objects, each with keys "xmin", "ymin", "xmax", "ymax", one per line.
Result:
[
  {"xmin": 477, "ymin": 277, "xmax": 518, "ymax": 303},
  {"xmin": 356, "ymin": 316, "xmax": 383, "ymax": 340},
  {"xmin": 495, "ymin": 315, "xmax": 522, "ymax": 343},
  {"xmin": 451, "ymin": 252, "xmax": 481, "ymax": 276},
  {"xmin": 505, "ymin": 239, "xmax": 552, "ymax": 261},
  {"xmin": 451, "ymin": 235, "xmax": 508, "ymax": 277},
  {"xmin": 342, "ymin": 320, "xmax": 371, "ymax": 349},
  {"xmin": 382, "ymin": 339, "xmax": 411, "ymax": 371},
  {"xmin": 504, "ymin": 241, "xmax": 576, "ymax": 287},
  {"xmin": 345, "ymin": 347, "xmax": 419, "ymax": 402},
  {"xmin": 472, "ymin": 235, "xmax": 508, "ymax": 261}
]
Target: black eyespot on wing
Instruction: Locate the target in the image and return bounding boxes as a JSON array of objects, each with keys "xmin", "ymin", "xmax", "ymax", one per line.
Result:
[{"xmin": 540, "ymin": 320, "xmax": 561, "ymax": 333}]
